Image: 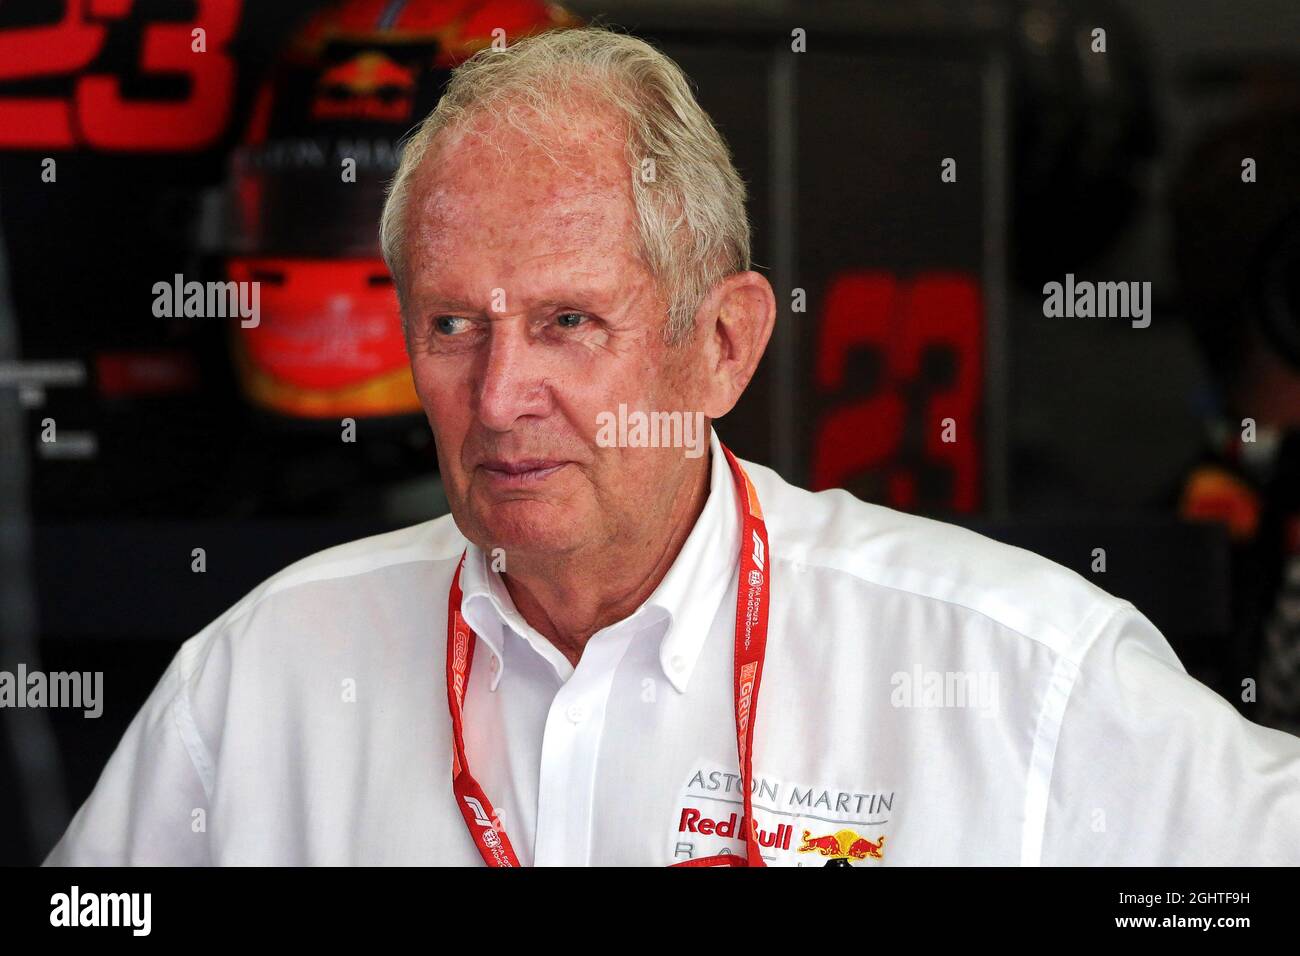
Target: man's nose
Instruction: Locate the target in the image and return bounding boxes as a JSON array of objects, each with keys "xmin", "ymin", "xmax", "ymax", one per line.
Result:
[{"xmin": 472, "ymin": 320, "xmax": 552, "ymax": 432}]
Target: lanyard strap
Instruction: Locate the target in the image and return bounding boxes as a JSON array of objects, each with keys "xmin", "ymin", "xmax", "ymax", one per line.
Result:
[{"xmin": 446, "ymin": 443, "xmax": 771, "ymax": 867}]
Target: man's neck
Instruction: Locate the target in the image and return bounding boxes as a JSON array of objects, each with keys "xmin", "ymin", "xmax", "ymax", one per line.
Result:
[{"xmin": 501, "ymin": 453, "xmax": 712, "ymax": 668}]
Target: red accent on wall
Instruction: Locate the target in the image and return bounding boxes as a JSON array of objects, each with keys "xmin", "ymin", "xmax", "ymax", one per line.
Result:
[{"xmin": 811, "ymin": 271, "xmax": 983, "ymax": 513}]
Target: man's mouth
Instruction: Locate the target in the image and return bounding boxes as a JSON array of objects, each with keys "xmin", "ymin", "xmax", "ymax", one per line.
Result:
[{"xmin": 477, "ymin": 458, "xmax": 570, "ymax": 486}]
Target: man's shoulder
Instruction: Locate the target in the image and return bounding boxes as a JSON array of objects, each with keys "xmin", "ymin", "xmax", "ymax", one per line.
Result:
[
  {"xmin": 194, "ymin": 513, "xmax": 466, "ymax": 644},
  {"xmin": 741, "ymin": 456, "xmax": 1123, "ymax": 659}
]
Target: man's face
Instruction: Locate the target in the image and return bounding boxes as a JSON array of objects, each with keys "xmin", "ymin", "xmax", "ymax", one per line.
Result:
[{"xmin": 402, "ymin": 109, "xmax": 705, "ymax": 561}]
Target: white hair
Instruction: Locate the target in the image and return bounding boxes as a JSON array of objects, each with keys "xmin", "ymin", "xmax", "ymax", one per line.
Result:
[{"xmin": 379, "ymin": 25, "xmax": 751, "ymax": 342}]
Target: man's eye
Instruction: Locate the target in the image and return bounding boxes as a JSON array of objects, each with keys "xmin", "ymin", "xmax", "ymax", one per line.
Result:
[
  {"xmin": 433, "ymin": 315, "xmax": 469, "ymax": 335},
  {"xmin": 555, "ymin": 312, "xmax": 587, "ymax": 329}
]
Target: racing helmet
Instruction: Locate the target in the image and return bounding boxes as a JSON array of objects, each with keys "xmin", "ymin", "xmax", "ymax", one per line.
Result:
[{"xmin": 225, "ymin": 0, "xmax": 582, "ymax": 419}]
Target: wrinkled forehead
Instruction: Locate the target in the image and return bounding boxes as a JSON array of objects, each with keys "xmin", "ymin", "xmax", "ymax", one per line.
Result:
[{"xmin": 403, "ymin": 110, "xmax": 644, "ymax": 302}]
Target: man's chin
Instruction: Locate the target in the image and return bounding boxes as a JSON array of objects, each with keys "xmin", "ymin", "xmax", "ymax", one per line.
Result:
[{"xmin": 466, "ymin": 498, "xmax": 588, "ymax": 558}]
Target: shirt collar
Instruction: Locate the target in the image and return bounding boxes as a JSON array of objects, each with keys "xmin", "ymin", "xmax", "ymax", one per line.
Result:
[{"xmin": 457, "ymin": 427, "xmax": 739, "ymax": 694}]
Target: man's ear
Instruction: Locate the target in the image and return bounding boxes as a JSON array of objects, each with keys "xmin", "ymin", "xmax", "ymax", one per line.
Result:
[{"xmin": 695, "ymin": 271, "xmax": 776, "ymax": 419}]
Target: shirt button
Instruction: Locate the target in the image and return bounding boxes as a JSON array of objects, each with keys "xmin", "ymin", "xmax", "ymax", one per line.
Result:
[
  {"xmin": 489, "ymin": 655, "xmax": 500, "ymax": 673},
  {"xmin": 565, "ymin": 703, "xmax": 588, "ymax": 724},
  {"xmin": 670, "ymin": 655, "xmax": 686, "ymax": 673}
]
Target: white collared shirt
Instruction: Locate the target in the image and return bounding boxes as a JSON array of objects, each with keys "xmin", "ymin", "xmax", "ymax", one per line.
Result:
[{"xmin": 45, "ymin": 430, "xmax": 1300, "ymax": 865}]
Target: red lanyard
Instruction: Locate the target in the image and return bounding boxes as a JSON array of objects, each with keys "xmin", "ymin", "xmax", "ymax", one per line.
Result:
[{"xmin": 446, "ymin": 443, "xmax": 771, "ymax": 867}]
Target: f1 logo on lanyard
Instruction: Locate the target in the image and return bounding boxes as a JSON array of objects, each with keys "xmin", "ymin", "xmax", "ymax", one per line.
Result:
[{"xmin": 444, "ymin": 444, "xmax": 772, "ymax": 868}]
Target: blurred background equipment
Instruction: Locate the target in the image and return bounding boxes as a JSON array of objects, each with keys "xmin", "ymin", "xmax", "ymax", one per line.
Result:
[
  {"xmin": 1170, "ymin": 106, "xmax": 1300, "ymax": 733},
  {"xmin": 1009, "ymin": 0, "xmax": 1158, "ymax": 286}
]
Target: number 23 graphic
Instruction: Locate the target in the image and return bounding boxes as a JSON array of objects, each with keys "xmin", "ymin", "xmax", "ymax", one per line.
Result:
[{"xmin": 0, "ymin": 0, "xmax": 241, "ymax": 150}]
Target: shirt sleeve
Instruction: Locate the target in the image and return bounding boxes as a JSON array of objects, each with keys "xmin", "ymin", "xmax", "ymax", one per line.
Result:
[
  {"xmin": 1040, "ymin": 601, "xmax": 1300, "ymax": 865},
  {"xmin": 42, "ymin": 639, "xmax": 214, "ymax": 866}
]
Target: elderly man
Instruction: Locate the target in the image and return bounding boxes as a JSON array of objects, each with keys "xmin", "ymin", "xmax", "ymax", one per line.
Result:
[{"xmin": 46, "ymin": 27, "xmax": 1300, "ymax": 867}]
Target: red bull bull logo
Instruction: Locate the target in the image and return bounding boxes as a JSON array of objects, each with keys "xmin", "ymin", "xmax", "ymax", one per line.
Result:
[
  {"xmin": 313, "ymin": 52, "xmax": 417, "ymax": 121},
  {"xmin": 797, "ymin": 828, "xmax": 886, "ymax": 864}
]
